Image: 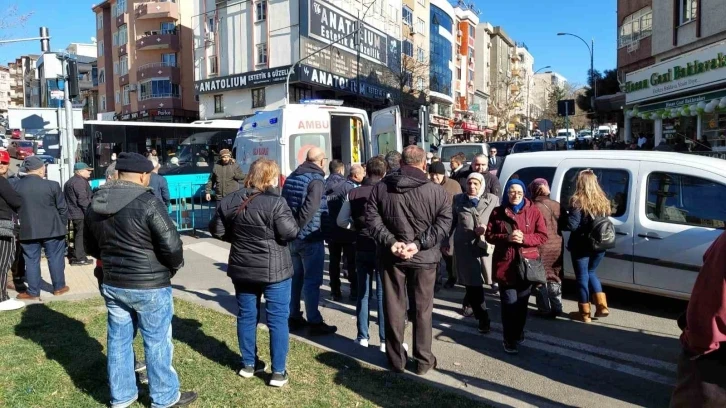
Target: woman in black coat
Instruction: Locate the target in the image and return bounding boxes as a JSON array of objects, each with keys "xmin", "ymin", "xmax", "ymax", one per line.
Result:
[
  {"xmin": 211, "ymin": 158, "xmax": 299, "ymax": 387},
  {"xmin": 0, "ymin": 151, "xmax": 22, "ymax": 311}
]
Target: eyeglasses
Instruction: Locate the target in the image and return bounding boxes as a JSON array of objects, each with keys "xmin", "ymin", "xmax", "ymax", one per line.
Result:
[{"xmin": 507, "ymin": 191, "xmax": 524, "ymax": 196}]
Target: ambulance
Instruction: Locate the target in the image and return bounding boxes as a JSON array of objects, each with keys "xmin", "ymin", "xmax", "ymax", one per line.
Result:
[{"xmin": 233, "ymin": 100, "xmax": 404, "ymax": 182}]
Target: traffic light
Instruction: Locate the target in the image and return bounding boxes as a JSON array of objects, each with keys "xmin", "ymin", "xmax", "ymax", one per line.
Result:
[
  {"xmin": 67, "ymin": 60, "xmax": 79, "ymax": 99},
  {"xmin": 39, "ymin": 27, "xmax": 50, "ymax": 52}
]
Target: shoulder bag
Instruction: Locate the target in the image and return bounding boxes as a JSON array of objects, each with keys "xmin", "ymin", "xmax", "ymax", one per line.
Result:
[{"xmin": 502, "ymin": 217, "xmax": 547, "ymax": 285}]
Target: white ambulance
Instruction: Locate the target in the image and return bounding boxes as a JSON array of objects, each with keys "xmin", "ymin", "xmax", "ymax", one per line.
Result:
[{"xmin": 233, "ymin": 100, "xmax": 404, "ymax": 182}]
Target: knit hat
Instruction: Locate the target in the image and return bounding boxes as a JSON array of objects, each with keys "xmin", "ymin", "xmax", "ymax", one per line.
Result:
[
  {"xmin": 466, "ymin": 172, "xmax": 485, "ymax": 198},
  {"xmin": 527, "ymin": 178, "xmax": 550, "ymax": 199},
  {"xmin": 220, "ymin": 148, "xmax": 232, "ymax": 157},
  {"xmin": 115, "ymin": 152, "xmax": 154, "ymax": 173},
  {"xmin": 428, "ymin": 161, "xmax": 446, "ymax": 175}
]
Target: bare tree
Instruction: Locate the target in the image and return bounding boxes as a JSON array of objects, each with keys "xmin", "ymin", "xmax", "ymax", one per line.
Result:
[
  {"xmin": 540, "ymin": 82, "xmax": 588, "ymax": 131},
  {"xmin": 383, "ymin": 54, "xmax": 429, "ymax": 111},
  {"xmin": 488, "ymin": 75, "xmax": 524, "ymax": 136},
  {"xmin": 0, "ymin": 5, "xmax": 33, "ymax": 41}
]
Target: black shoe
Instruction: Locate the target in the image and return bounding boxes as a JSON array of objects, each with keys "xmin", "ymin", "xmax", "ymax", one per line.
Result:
[
  {"xmin": 478, "ymin": 314, "xmax": 491, "ymax": 334},
  {"xmin": 238, "ymin": 359, "xmax": 267, "ymax": 378},
  {"xmin": 172, "ymin": 391, "xmax": 198, "ymax": 407},
  {"xmin": 462, "ymin": 306, "xmax": 474, "ymax": 318},
  {"xmin": 517, "ymin": 333, "xmax": 525, "ymax": 345},
  {"xmin": 269, "ymin": 371, "xmax": 289, "ymax": 387},
  {"xmin": 309, "ymin": 321, "xmax": 337, "ymax": 336},
  {"xmin": 288, "ymin": 317, "xmax": 307, "ymax": 332},
  {"xmin": 444, "ymin": 278, "xmax": 457, "ymax": 289},
  {"xmin": 503, "ymin": 341, "xmax": 519, "ymax": 355},
  {"xmin": 331, "ymin": 291, "xmax": 342, "ymax": 302}
]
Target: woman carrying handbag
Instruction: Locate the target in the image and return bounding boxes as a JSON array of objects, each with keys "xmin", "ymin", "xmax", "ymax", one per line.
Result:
[{"xmin": 486, "ymin": 179, "xmax": 548, "ymax": 354}]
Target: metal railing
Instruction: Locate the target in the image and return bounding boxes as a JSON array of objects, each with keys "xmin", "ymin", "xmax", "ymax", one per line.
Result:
[
  {"xmin": 167, "ymin": 183, "xmax": 216, "ymax": 234},
  {"xmin": 139, "ymin": 92, "xmax": 180, "ymax": 101},
  {"xmin": 138, "ymin": 61, "xmax": 177, "ymax": 70},
  {"xmin": 137, "ymin": 29, "xmax": 177, "ymax": 39}
]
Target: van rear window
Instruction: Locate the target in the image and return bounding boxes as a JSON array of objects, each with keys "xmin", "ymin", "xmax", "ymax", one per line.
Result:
[
  {"xmin": 440, "ymin": 146, "xmax": 484, "ymax": 162},
  {"xmin": 290, "ymin": 133, "xmax": 328, "ymax": 172},
  {"xmin": 506, "ymin": 167, "xmax": 556, "ymax": 193}
]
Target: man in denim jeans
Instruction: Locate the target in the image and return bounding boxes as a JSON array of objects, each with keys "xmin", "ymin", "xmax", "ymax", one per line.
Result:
[
  {"xmin": 281, "ymin": 147, "xmax": 337, "ymax": 336},
  {"xmin": 85, "ymin": 153, "xmax": 196, "ymax": 408}
]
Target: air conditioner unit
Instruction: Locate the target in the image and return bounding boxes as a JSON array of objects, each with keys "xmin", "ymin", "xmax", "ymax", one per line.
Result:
[
  {"xmin": 457, "ymin": 30, "xmax": 462, "ymax": 37},
  {"xmin": 205, "ymin": 32, "xmax": 215, "ymax": 42},
  {"xmin": 409, "ymin": 26, "xmax": 415, "ymax": 36},
  {"xmin": 128, "ymin": 84, "xmax": 137, "ymax": 92}
]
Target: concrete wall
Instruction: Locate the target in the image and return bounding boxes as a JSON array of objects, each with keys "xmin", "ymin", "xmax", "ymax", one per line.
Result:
[{"xmin": 652, "ymin": 0, "xmax": 726, "ymax": 61}]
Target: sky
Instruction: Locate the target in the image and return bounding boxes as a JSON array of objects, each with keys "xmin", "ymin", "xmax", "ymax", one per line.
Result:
[{"xmin": 0, "ymin": 0, "xmax": 617, "ymax": 86}]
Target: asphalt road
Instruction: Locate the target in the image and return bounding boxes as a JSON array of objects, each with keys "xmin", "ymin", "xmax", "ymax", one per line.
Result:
[{"xmin": 173, "ymin": 237, "xmax": 684, "ymax": 408}]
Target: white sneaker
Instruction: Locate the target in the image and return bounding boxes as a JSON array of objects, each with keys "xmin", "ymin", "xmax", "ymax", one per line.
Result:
[
  {"xmin": 403, "ymin": 343, "xmax": 409, "ymax": 352},
  {"xmin": 380, "ymin": 344, "xmax": 386, "ymax": 353},
  {"xmin": 0, "ymin": 298, "xmax": 25, "ymax": 311},
  {"xmin": 355, "ymin": 338, "xmax": 369, "ymax": 348}
]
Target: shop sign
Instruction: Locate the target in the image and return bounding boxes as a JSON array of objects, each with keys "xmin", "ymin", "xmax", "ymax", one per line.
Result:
[
  {"xmin": 297, "ymin": 64, "xmax": 389, "ymax": 100},
  {"xmin": 156, "ymin": 109, "xmax": 172, "ymax": 117},
  {"xmin": 639, "ymin": 89, "xmax": 726, "ymax": 112},
  {"xmin": 305, "ymin": 0, "xmax": 400, "ymax": 69},
  {"xmin": 626, "ymin": 41, "xmax": 726, "ymax": 104},
  {"xmin": 120, "ymin": 113, "xmax": 131, "ymax": 120},
  {"xmin": 194, "ymin": 66, "xmax": 294, "ymax": 95},
  {"xmin": 140, "ymin": 110, "xmax": 149, "ymax": 118},
  {"xmin": 130, "ymin": 112, "xmax": 139, "ymax": 119}
]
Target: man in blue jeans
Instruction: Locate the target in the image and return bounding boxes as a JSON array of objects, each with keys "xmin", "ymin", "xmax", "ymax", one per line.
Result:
[
  {"xmin": 282, "ymin": 146, "xmax": 337, "ymax": 336},
  {"xmin": 85, "ymin": 153, "xmax": 196, "ymax": 408},
  {"xmin": 15, "ymin": 156, "xmax": 69, "ymax": 300}
]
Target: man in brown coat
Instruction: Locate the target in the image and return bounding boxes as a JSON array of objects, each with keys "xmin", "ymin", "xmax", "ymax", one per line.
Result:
[
  {"xmin": 428, "ymin": 161, "xmax": 460, "ymax": 289},
  {"xmin": 205, "ymin": 149, "xmax": 245, "ymax": 206}
]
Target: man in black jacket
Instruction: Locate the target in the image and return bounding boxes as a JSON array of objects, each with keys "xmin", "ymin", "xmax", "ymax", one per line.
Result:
[
  {"xmin": 15, "ymin": 156, "xmax": 69, "ymax": 301},
  {"xmin": 365, "ymin": 145, "xmax": 452, "ymax": 375},
  {"xmin": 84, "ymin": 152, "xmax": 196, "ymax": 408},
  {"xmin": 64, "ymin": 162, "xmax": 94, "ymax": 265},
  {"xmin": 325, "ymin": 160, "xmax": 362, "ymax": 301}
]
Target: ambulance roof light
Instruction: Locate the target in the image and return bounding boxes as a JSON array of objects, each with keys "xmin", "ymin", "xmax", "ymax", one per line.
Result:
[{"xmin": 300, "ymin": 99, "xmax": 344, "ymax": 106}]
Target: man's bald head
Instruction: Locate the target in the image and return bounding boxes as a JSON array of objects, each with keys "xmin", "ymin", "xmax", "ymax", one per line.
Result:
[
  {"xmin": 349, "ymin": 164, "xmax": 365, "ymax": 183},
  {"xmin": 402, "ymin": 145, "xmax": 427, "ymax": 172},
  {"xmin": 306, "ymin": 147, "xmax": 325, "ymax": 162}
]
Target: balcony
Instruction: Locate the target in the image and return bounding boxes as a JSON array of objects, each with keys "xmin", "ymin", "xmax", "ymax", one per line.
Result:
[
  {"xmin": 116, "ymin": 12, "xmax": 126, "ymax": 27},
  {"xmin": 136, "ymin": 30, "xmax": 179, "ymax": 51},
  {"xmin": 511, "ymin": 69, "xmax": 521, "ymax": 77},
  {"xmin": 135, "ymin": 0, "xmax": 179, "ymax": 20},
  {"xmin": 118, "ymin": 43, "xmax": 128, "ymax": 56},
  {"xmin": 510, "ymin": 83, "xmax": 520, "ymax": 93},
  {"xmin": 137, "ymin": 62, "xmax": 180, "ymax": 82},
  {"xmin": 138, "ymin": 93, "xmax": 182, "ymax": 110},
  {"xmin": 119, "ymin": 73, "xmax": 130, "ymax": 87}
]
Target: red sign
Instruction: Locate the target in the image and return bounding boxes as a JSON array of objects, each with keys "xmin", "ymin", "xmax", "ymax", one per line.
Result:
[
  {"xmin": 253, "ymin": 147, "xmax": 269, "ymax": 156},
  {"xmin": 297, "ymin": 120, "xmax": 330, "ymax": 130}
]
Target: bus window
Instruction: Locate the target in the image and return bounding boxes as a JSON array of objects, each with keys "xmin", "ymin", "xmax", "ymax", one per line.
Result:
[{"xmin": 290, "ymin": 133, "xmax": 329, "ymax": 172}]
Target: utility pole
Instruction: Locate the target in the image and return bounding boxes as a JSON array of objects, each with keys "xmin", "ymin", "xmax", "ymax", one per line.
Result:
[{"xmin": 61, "ymin": 59, "xmax": 76, "ymax": 178}]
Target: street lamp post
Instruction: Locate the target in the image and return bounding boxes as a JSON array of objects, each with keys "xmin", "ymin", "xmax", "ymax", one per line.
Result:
[
  {"xmin": 526, "ymin": 65, "xmax": 551, "ymax": 137},
  {"xmin": 557, "ymin": 33, "xmax": 595, "ymax": 135}
]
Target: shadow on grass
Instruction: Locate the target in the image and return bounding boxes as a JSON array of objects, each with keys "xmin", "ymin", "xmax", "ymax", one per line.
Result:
[
  {"xmin": 172, "ymin": 316, "xmax": 240, "ymax": 372},
  {"xmin": 14, "ymin": 303, "xmax": 109, "ymax": 405}
]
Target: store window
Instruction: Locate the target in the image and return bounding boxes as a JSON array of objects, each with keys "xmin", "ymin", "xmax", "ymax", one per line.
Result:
[
  {"xmin": 252, "ymin": 87, "xmax": 265, "ymax": 108},
  {"xmin": 561, "ymin": 168, "xmax": 630, "ymax": 217},
  {"xmin": 679, "ymin": 0, "xmax": 697, "ymax": 25},
  {"xmin": 702, "ymin": 112, "xmax": 726, "ymax": 149},
  {"xmin": 646, "ymin": 172, "xmax": 726, "ymax": 228},
  {"xmin": 618, "ymin": 7, "xmax": 652, "ymax": 48}
]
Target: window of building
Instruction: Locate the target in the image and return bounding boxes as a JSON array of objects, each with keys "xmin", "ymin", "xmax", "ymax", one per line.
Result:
[
  {"xmin": 469, "ymin": 69, "xmax": 474, "ymax": 82},
  {"xmin": 429, "ymin": 5, "xmax": 453, "ymax": 97},
  {"xmin": 417, "ymin": 77, "xmax": 424, "ymax": 92},
  {"xmin": 116, "ymin": 0, "xmax": 126, "ymax": 16},
  {"xmin": 469, "ymin": 47, "xmax": 475, "ymax": 60},
  {"xmin": 389, "ymin": 5, "xmax": 398, "ymax": 23},
  {"xmin": 114, "ymin": 61, "xmax": 119, "ymax": 73},
  {"xmin": 208, "ymin": 56, "xmax": 218, "ymax": 75},
  {"xmin": 99, "ymin": 69, "xmax": 105, "ymax": 84},
  {"xmin": 100, "ymin": 95, "xmax": 106, "ymax": 111},
  {"xmin": 560, "ymin": 168, "xmax": 630, "ymax": 217},
  {"xmin": 97, "ymin": 14, "xmax": 103, "ymax": 30},
  {"xmin": 618, "ymin": 7, "xmax": 652, "ymax": 48},
  {"xmin": 208, "ymin": 18, "xmax": 215, "ymax": 33},
  {"xmin": 417, "ymin": 18, "xmax": 425, "ymax": 34},
  {"xmin": 404, "ymin": 70, "xmax": 413, "ymax": 88},
  {"xmin": 256, "ymin": 43, "xmax": 268, "ymax": 65},
  {"xmin": 256, "ymin": 1, "xmax": 267, "ymax": 21},
  {"xmin": 119, "ymin": 55, "xmax": 129, "ymax": 75},
  {"xmin": 646, "ymin": 172, "xmax": 726, "ymax": 228},
  {"xmin": 679, "ymin": 0, "xmax": 697, "ymax": 25},
  {"xmin": 252, "ymin": 87, "xmax": 265, "ymax": 108},
  {"xmin": 402, "ymin": 6, "xmax": 412, "ymax": 25},
  {"xmin": 118, "ymin": 24, "xmax": 128, "ymax": 46},
  {"xmin": 416, "ymin": 47, "xmax": 425, "ymax": 63},
  {"xmin": 403, "ymin": 40, "xmax": 413, "ymax": 57},
  {"xmin": 214, "ymin": 94, "xmax": 223, "ymax": 113},
  {"xmin": 469, "ymin": 25, "xmax": 474, "ymax": 38},
  {"xmin": 115, "ymin": 90, "xmax": 120, "ymax": 104},
  {"xmin": 457, "ymin": 67, "xmax": 462, "ymax": 80},
  {"xmin": 98, "ymin": 41, "xmax": 104, "ymax": 56},
  {"xmin": 161, "ymin": 22, "xmax": 175, "ymax": 34},
  {"xmin": 112, "ymin": 31, "xmax": 118, "ymax": 47},
  {"xmin": 162, "ymin": 53, "xmax": 177, "ymax": 67},
  {"xmin": 122, "ymin": 85, "xmax": 130, "ymax": 105},
  {"xmin": 139, "ymin": 79, "xmax": 180, "ymax": 100}
]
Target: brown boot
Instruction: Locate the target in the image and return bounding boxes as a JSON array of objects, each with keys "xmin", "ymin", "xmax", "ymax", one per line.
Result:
[
  {"xmin": 576, "ymin": 303, "xmax": 592, "ymax": 323},
  {"xmin": 593, "ymin": 292, "xmax": 610, "ymax": 318}
]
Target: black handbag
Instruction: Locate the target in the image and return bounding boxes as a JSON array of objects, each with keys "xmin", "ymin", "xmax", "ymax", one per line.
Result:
[{"xmin": 503, "ymin": 218, "xmax": 547, "ymax": 285}]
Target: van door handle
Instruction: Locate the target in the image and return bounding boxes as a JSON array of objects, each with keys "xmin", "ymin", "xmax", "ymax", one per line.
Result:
[
  {"xmin": 638, "ymin": 232, "xmax": 663, "ymax": 240},
  {"xmin": 615, "ymin": 230, "xmax": 628, "ymax": 236}
]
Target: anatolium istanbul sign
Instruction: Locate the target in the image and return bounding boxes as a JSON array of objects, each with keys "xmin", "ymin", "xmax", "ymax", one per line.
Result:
[{"xmin": 625, "ymin": 41, "xmax": 726, "ymax": 104}]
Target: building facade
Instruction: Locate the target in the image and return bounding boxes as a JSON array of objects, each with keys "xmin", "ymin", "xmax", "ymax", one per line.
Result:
[
  {"xmin": 93, "ymin": 0, "xmax": 198, "ymax": 122},
  {"xmin": 194, "ymin": 0, "xmax": 402, "ymax": 120},
  {"xmin": 513, "ymin": 43, "xmax": 535, "ymax": 135},
  {"xmin": 427, "ymin": 0, "xmax": 455, "ymax": 141},
  {"xmin": 450, "ymin": 5, "xmax": 482, "ymax": 141},
  {"xmin": 0, "ymin": 67, "xmax": 10, "ymax": 113},
  {"xmin": 473, "ymin": 22, "xmax": 492, "ymax": 132},
  {"xmin": 400, "ymin": 0, "xmax": 429, "ymax": 141},
  {"xmin": 7, "ymin": 60, "xmax": 24, "ymax": 108},
  {"xmin": 621, "ymin": 0, "xmax": 726, "ymax": 147}
]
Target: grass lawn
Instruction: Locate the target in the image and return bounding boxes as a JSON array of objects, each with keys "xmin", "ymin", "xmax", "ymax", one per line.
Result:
[{"xmin": 0, "ymin": 298, "xmax": 483, "ymax": 408}]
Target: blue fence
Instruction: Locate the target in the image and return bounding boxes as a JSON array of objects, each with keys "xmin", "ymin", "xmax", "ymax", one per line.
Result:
[{"xmin": 168, "ymin": 183, "xmax": 216, "ymax": 234}]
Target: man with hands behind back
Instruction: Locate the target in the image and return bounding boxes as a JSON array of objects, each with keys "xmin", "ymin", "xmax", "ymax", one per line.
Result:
[{"xmin": 365, "ymin": 145, "xmax": 452, "ymax": 375}]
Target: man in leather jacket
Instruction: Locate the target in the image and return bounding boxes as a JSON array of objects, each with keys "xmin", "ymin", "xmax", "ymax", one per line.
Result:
[{"xmin": 84, "ymin": 152, "xmax": 196, "ymax": 408}]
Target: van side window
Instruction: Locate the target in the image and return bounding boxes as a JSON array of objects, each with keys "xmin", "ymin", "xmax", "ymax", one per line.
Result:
[
  {"xmin": 289, "ymin": 133, "xmax": 328, "ymax": 171},
  {"xmin": 646, "ymin": 172, "xmax": 726, "ymax": 229},
  {"xmin": 560, "ymin": 168, "xmax": 629, "ymax": 217},
  {"xmin": 507, "ymin": 167, "xmax": 556, "ymax": 191}
]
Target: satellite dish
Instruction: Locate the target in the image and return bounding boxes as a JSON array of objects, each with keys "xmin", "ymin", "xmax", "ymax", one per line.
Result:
[{"xmin": 91, "ymin": 36, "xmax": 97, "ymax": 43}]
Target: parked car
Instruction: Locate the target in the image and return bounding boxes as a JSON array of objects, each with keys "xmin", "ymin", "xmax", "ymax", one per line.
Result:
[
  {"xmin": 511, "ymin": 139, "xmax": 563, "ymax": 154},
  {"xmin": 497, "ymin": 150, "xmax": 726, "ymax": 300},
  {"xmin": 34, "ymin": 154, "xmax": 55, "ymax": 164},
  {"xmin": 8, "ymin": 140, "xmax": 34, "ymax": 159},
  {"xmin": 0, "ymin": 135, "xmax": 8, "ymax": 148},
  {"xmin": 10, "ymin": 129, "xmax": 21, "ymax": 139},
  {"xmin": 488, "ymin": 141, "xmax": 517, "ymax": 158}
]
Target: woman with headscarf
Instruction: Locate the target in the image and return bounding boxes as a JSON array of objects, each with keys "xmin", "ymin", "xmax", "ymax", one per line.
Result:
[
  {"xmin": 450, "ymin": 172, "xmax": 499, "ymax": 334},
  {"xmin": 486, "ymin": 179, "xmax": 548, "ymax": 354},
  {"xmin": 527, "ymin": 178, "xmax": 563, "ymax": 319}
]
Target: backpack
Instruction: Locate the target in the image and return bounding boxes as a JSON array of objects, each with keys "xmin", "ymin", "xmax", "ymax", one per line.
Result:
[{"xmin": 587, "ymin": 216, "xmax": 616, "ymax": 252}]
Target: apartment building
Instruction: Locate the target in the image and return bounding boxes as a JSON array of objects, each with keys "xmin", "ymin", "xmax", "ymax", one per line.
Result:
[
  {"xmin": 400, "ymin": 0, "xmax": 429, "ymax": 139},
  {"xmin": 487, "ymin": 26, "xmax": 515, "ymax": 135},
  {"xmin": 473, "ymin": 22, "xmax": 492, "ymax": 132},
  {"xmin": 93, "ymin": 0, "xmax": 198, "ymax": 122},
  {"xmin": 0, "ymin": 67, "xmax": 10, "ymax": 113},
  {"xmin": 513, "ymin": 43, "xmax": 535, "ymax": 134},
  {"xmin": 451, "ymin": 5, "xmax": 482, "ymax": 140},
  {"xmin": 7, "ymin": 60, "xmax": 24, "ymax": 107},
  {"xmin": 21, "ymin": 55, "xmax": 41, "ymax": 108},
  {"xmin": 194, "ymin": 0, "xmax": 402, "ymax": 120},
  {"xmin": 531, "ymin": 71, "xmax": 567, "ymax": 110},
  {"xmin": 621, "ymin": 0, "xmax": 726, "ymax": 146},
  {"xmin": 427, "ymin": 0, "xmax": 456, "ymax": 140}
]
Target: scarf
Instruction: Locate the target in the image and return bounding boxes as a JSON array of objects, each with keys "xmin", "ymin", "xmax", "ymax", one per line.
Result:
[{"xmin": 503, "ymin": 179, "xmax": 527, "ymax": 213}]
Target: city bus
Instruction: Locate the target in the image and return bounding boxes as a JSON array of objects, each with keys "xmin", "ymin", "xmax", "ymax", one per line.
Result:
[{"xmin": 82, "ymin": 120, "xmax": 240, "ymax": 198}]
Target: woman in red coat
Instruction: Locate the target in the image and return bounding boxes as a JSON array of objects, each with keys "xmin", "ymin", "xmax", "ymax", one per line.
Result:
[{"xmin": 486, "ymin": 179, "xmax": 548, "ymax": 354}]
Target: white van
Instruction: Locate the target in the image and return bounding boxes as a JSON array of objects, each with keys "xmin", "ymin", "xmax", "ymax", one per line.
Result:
[
  {"xmin": 498, "ymin": 150, "xmax": 726, "ymax": 300},
  {"xmin": 556, "ymin": 129, "xmax": 577, "ymax": 141},
  {"xmin": 233, "ymin": 100, "xmax": 403, "ymax": 179}
]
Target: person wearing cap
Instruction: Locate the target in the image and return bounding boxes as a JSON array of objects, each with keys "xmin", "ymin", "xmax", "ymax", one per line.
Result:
[
  {"xmin": 204, "ymin": 148, "xmax": 244, "ymax": 205},
  {"xmin": 64, "ymin": 162, "xmax": 94, "ymax": 266},
  {"xmin": 0, "ymin": 150, "xmax": 22, "ymax": 311},
  {"xmin": 84, "ymin": 152, "xmax": 196, "ymax": 408},
  {"xmin": 428, "ymin": 161, "xmax": 461, "ymax": 291},
  {"xmin": 15, "ymin": 156, "xmax": 69, "ymax": 301}
]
